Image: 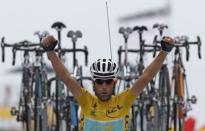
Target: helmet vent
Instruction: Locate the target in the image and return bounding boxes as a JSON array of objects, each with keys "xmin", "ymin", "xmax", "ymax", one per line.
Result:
[
  {"xmin": 107, "ymin": 62, "xmax": 111, "ymax": 71},
  {"xmin": 97, "ymin": 62, "xmax": 101, "ymax": 70},
  {"xmin": 92, "ymin": 64, "xmax": 96, "ymax": 70},
  {"xmin": 113, "ymin": 63, "xmax": 116, "ymax": 70},
  {"xmin": 102, "ymin": 63, "xmax": 106, "ymax": 72}
]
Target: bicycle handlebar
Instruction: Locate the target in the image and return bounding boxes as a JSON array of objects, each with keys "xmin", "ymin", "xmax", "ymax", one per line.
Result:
[
  {"xmin": 1, "ymin": 37, "xmax": 19, "ymax": 62},
  {"xmin": 2, "ymin": 36, "xmax": 88, "ymax": 67},
  {"xmin": 12, "ymin": 48, "xmax": 16, "ymax": 65},
  {"xmin": 1, "ymin": 37, "xmax": 5, "ymax": 62},
  {"xmin": 1, "ymin": 37, "xmax": 41, "ymax": 62},
  {"xmin": 11, "ymin": 46, "xmax": 45, "ymax": 65},
  {"xmin": 197, "ymin": 36, "xmax": 202, "ymax": 59},
  {"xmin": 173, "ymin": 36, "xmax": 202, "ymax": 60},
  {"xmin": 118, "ymin": 45, "xmax": 160, "ymax": 65},
  {"xmin": 10, "ymin": 44, "xmax": 88, "ymax": 66}
]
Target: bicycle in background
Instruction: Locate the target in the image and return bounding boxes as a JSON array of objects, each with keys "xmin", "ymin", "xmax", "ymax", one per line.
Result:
[
  {"xmin": 170, "ymin": 36, "xmax": 200, "ymax": 131},
  {"xmin": 1, "ymin": 37, "xmax": 50, "ymax": 131}
]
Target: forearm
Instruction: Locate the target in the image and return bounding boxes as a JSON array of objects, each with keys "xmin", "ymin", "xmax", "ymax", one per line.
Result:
[
  {"xmin": 47, "ymin": 51, "xmax": 82, "ymax": 97},
  {"xmin": 131, "ymin": 50, "xmax": 168, "ymax": 96},
  {"xmin": 47, "ymin": 51, "xmax": 71, "ymax": 81},
  {"xmin": 142, "ymin": 50, "xmax": 168, "ymax": 83}
]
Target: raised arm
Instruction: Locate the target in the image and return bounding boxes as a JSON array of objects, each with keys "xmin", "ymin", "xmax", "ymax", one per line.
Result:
[
  {"xmin": 131, "ymin": 36, "xmax": 174, "ymax": 97},
  {"xmin": 42, "ymin": 36, "xmax": 82, "ymax": 98}
]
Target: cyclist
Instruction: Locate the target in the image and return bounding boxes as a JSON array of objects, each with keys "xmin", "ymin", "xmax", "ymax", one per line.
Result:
[{"xmin": 42, "ymin": 35, "xmax": 173, "ymax": 131}]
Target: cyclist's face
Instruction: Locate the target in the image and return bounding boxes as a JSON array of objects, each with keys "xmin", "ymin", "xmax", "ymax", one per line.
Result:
[{"xmin": 94, "ymin": 79, "xmax": 115, "ymax": 101}]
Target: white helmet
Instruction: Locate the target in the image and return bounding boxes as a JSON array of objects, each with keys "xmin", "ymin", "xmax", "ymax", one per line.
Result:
[{"xmin": 90, "ymin": 58, "xmax": 119, "ymax": 80}]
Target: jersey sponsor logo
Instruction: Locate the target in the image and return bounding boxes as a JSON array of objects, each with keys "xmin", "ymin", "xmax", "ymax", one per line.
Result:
[
  {"xmin": 84, "ymin": 117, "xmax": 123, "ymax": 131},
  {"xmin": 106, "ymin": 104, "xmax": 123, "ymax": 118}
]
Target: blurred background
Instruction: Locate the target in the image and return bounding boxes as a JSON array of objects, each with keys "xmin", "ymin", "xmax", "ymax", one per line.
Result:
[{"xmin": 0, "ymin": 0, "xmax": 204, "ymax": 130}]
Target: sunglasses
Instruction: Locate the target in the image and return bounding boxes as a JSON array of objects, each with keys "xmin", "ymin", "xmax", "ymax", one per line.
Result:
[{"xmin": 95, "ymin": 79, "xmax": 114, "ymax": 85}]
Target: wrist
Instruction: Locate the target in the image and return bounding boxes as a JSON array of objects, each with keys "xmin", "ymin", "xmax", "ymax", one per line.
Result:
[
  {"xmin": 160, "ymin": 49, "xmax": 169, "ymax": 55},
  {"xmin": 47, "ymin": 51, "xmax": 56, "ymax": 60}
]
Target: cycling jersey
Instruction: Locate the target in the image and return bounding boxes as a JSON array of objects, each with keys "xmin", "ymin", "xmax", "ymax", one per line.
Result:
[{"xmin": 76, "ymin": 88, "xmax": 136, "ymax": 131}]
